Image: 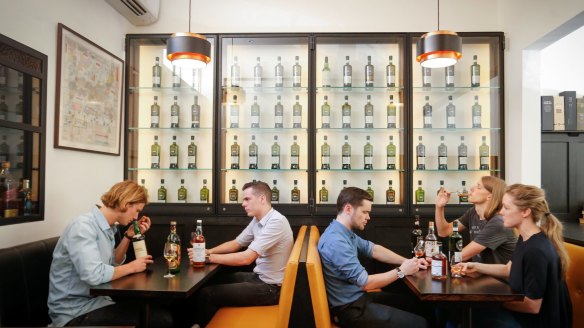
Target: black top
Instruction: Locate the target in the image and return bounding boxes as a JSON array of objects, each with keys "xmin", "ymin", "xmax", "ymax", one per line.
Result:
[{"xmin": 508, "ymin": 232, "xmax": 572, "ymax": 328}]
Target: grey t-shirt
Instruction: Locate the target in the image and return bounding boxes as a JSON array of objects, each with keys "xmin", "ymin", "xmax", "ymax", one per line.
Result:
[{"xmin": 458, "ymin": 207, "xmax": 516, "ymax": 264}]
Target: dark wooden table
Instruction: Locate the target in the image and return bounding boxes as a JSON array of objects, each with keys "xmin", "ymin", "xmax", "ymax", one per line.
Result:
[{"xmin": 90, "ymin": 256, "xmax": 220, "ymax": 327}]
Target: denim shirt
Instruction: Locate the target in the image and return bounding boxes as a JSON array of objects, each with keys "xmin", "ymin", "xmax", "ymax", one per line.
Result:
[
  {"xmin": 48, "ymin": 206, "xmax": 119, "ymax": 326},
  {"xmin": 318, "ymin": 220, "xmax": 373, "ymax": 308}
]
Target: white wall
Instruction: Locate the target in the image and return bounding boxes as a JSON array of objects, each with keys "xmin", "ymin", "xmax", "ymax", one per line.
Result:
[{"xmin": 540, "ymin": 25, "xmax": 584, "ymax": 96}]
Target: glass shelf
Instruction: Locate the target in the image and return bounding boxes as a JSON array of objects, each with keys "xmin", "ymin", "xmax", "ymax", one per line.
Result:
[
  {"xmin": 316, "ymin": 86, "xmax": 404, "ymax": 93},
  {"xmin": 128, "ymin": 168, "xmax": 213, "ymax": 171},
  {"xmin": 223, "ymin": 86, "xmax": 309, "ymax": 94},
  {"xmin": 414, "ymin": 169, "xmax": 501, "ymax": 172},
  {"xmin": 317, "ymin": 128, "xmax": 404, "ymax": 132},
  {"xmin": 222, "ymin": 128, "xmax": 308, "ymax": 133},
  {"xmin": 0, "ymin": 86, "xmax": 40, "ymax": 94},
  {"xmin": 129, "ymin": 127, "xmax": 213, "ymax": 131},
  {"xmin": 129, "ymin": 86, "xmax": 203, "ymax": 94},
  {"xmin": 413, "ymin": 127, "xmax": 501, "ymax": 132},
  {"xmin": 222, "ymin": 168, "xmax": 309, "ymax": 172},
  {"xmin": 317, "ymin": 169, "xmax": 405, "ymax": 172}
]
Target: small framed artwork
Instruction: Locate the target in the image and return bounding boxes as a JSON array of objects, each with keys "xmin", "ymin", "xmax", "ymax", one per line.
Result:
[{"xmin": 55, "ymin": 23, "xmax": 124, "ymax": 155}]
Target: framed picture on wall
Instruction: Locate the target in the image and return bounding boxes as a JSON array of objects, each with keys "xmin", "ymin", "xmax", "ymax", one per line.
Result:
[{"xmin": 54, "ymin": 23, "xmax": 124, "ymax": 156}]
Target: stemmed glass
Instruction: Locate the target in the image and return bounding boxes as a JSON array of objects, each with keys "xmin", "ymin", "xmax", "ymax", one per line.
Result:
[
  {"xmin": 163, "ymin": 242, "xmax": 177, "ymax": 278},
  {"xmin": 414, "ymin": 237, "xmax": 425, "ymax": 259}
]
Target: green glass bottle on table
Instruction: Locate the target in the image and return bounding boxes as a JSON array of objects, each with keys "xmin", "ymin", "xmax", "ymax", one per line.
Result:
[
  {"xmin": 132, "ymin": 219, "xmax": 148, "ymax": 259},
  {"xmin": 449, "ymin": 221, "xmax": 463, "ymax": 277},
  {"xmin": 166, "ymin": 221, "xmax": 181, "ymax": 274}
]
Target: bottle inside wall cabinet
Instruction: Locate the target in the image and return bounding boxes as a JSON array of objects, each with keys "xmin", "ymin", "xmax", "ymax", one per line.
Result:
[
  {"xmin": 169, "ymin": 136, "xmax": 179, "ymax": 169},
  {"xmin": 254, "ymin": 56, "xmax": 262, "ymax": 88},
  {"xmin": 16, "ymin": 136, "xmax": 24, "ymax": 169},
  {"xmin": 471, "ymin": 55, "xmax": 480, "ymax": 87},
  {"xmin": 343, "ymin": 56, "xmax": 352, "ymax": 88},
  {"xmin": 431, "ymin": 242, "xmax": 447, "ymax": 280},
  {"xmin": 479, "ymin": 136, "xmax": 490, "ymax": 170},
  {"xmin": 0, "ymin": 96, "xmax": 8, "ymax": 121},
  {"xmin": 322, "ymin": 56, "xmax": 332, "ymax": 87},
  {"xmin": 230, "ymin": 135, "xmax": 240, "ymax": 169},
  {"xmin": 319, "ymin": 180, "xmax": 329, "ymax": 204},
  {"xmin": 275, "ymin": 56, "xmax": 284, "ymax": 87},
  {"xmin": 157, "ymin": 179, "xmax": 167, "ymax": 203},
  {"xmin": 231, "ymin": 56, "xmax": 240, "ymax": 87},
  {"xmin": 172, "ymin": 65, "xmax": 181, "ymax": 88},
  {"xmin": 170, "ymin": 96, "xmax": 180, "ymax": 128},
  {"xmin": 249, "ymin": 135, "xmax": 258, "ymax": 169},
  {"xmin": 386, "ymin": 136, "xmax": 396, "ymax": 170},
  {"xmin": 292, "ymin": 95, "xmax": 302, "ymax": 128},
  {"xmin": 178, "ymin": 179, "xmax": 187, "ymax": 203},
  {"xmin": 364, "ymin": 95, "xmax": 374, "ymax": 128},
  {"xmin": 167, "ymin": 221, "xmax": 181, "ymax": 274},
  {"xmin": 0, "ymin": 65, "xmax": 6, "ymax": 87},
  {"xmin": 191, "ymin": 96, "xmax": 200, "ymax": 128},
  {"xmin": 290, "ymin": 136, "xmax": 300, "ymax": 169},
  {"xmin": 152, "ymin": 57, "xmax": 161, "ymax": 88},
  {"xmin": 151, "ymin": 96, "xmax": 160, "ymax": 128},
  {"xmin": 425, "ymin": 221, "xmax": 437, "ymax": 257},
  {"xmin": 291, "ymin": 180, "xmax": 300, "ymax": 203},
  {"xmin": 271, "ymin": 180, "xmax": 279, "ymax": 204},
  {"xmin": 188, "ymin": 136, "xmax": 197, "ymax": 169},
  {"xmin": 151, "ymin": 136, "xmax": 160, "ymax": 169},
  {"xmin": 292, "ymin": 56, "xmax": 302, "ymax": 88},
  {"xmin": 132, "ymin": 219, "xmax": 148, "ymax": 258},
  {"xmin": 230, "ymin": 95, "xmax": 239, "ymax": 128},
  {"xmin": 458, "ymin": 136, "xmax": 468, "ymax": 170},
  {"xmin": 342, "ymin": 96, "xmax": 351, "ymax": 128},
  {"xmin": 386, "ymin": 180, "xmax": 396, "ymax": 204},
  {"xmin": 20, "ymin": 178, "xmax": 32, "ymax": 216},
  {"xmin": 472, "ymin": 95, "xmax": 482, "ymax": 128},
  {"xmin": 422, "ymin": 67, "xmax": 431, "ymax": 88},
  {"xmin": 386, "ymin": 55, "xmax": 396, "ymax": 87},
  {"xmin": 411, "ymin": 215, "xmax": 422, "ymax": 256},
  {"xmin": 364, "ymin": 136, "xmax": 373, "ymax": 170},
  {"xmin": 416, "ymin": 136, "xmax": 426, "ymax": 170},
  {"xmin": 438, "ymin": 136, "xmax": 448, "ymax": 170},
  {"xmin": 459, "ymin": 181, "xmax": 469, "ymax": 204},
  {"xmin": 448, "ymin": 221, "xmax": 463, "ymax": 267},
  {"xmin": 191, "ymin": 220, "xmax": 206, "ymax": 267},
  {"xmin": 387, "ymin": 95, "xmax": 397, "ymax": 128},
  {"xmin": 0, "ymin": 136, "xmax": 9, "ymax": 163},
  {"xmin": 0, "ymin": 161, "xmax": 18, "ymax": 218},
  {"xmin": 14, "ymin": 96, "xmax": 23, "ymax": 122},
  {"xmin": 423, "ymin": 96, "xmax": 432, "ymax": 128},
  {"xmin": 321, "ymin": 95, "xmax": 331, "ymax": 128},
  {"xmin": 342, "ymin": 135, "xmax": 351, "ymax": 170},
  {"xmin": 366, "ymin": 180, "xmax": 374, "ymax": 201},
  {"xmin": 250, "ymin": 96, "xmax": 260, "ymax": 128},
  {"xmin": 342, "ymin": 180, "xmax": 348, "ymax": 189},
  {"xmin": 445, "ymin": 65, "xmax": 455, "ymax": 88},
  {"xmin": 271, "ymin": 136, "xmax": 280, "ymax": 169},
  {"xmin": 415, "ymin": 180, "xmax": 425, "ymax": 204},
  {"xmin": 321, "ymin": 136, "xmax": 331, "ymax": 170},
  {"xmin": 365, "ymin": 55, "xmax": 374, "ymax": 88},
  {"xmin": 200, "ymin": 179, "xmax": 209, "ymax": 203},
  {"xmin": 229, "ymin": 179, "xmax": 238, "ymax": 203},
  {"xmin": 274, "ymin": 95, "xmax": 284, "ymax": 128},
  {"xmin": 446, "ymin": 95, "xmax": 456, "ymax": 129}
]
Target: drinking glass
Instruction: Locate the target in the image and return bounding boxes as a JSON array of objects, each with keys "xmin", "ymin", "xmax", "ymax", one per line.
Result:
[
  {"xmin": 414, "ymin": 237, "xmax": 425, "ymax": 259},
  {"xmin": 163, "ymin": 242, "xmax": 177, "ymax": 278},
  {"xmin": 450, "ymin": 254, "xmax": 462, "ymax": 278}
]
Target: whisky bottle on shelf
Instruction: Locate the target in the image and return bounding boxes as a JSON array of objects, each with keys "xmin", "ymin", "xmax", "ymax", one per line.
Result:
[
  {"xmin": 445, "ymin": 65, "xmax": 455, "ymax": 88},
  {"xmin": 386, "ymin": 180, "xmax": 396, "ymax": 204},
  {"xmin": 230, "ymin": 95, "xmax": 239, "ymax": 128},
  {"xmin": 342, "ymin": 135, "xmax": 351, "ymax": 170},
  {"xmin": 157, "ymin": 179, "xmax": 167, "ymax": 203},
  {"xmin": 254, "ymin": 57, "xmax": 262, "ymax": 87},
  {"xmin": 425, "ymin": 221, "xmax": 437, "ymax": 257},
  {"xmin": 167, "ymin": 221, "xmax": 181, "ymax": 274},
  {"xmin": 292, "ymin": 95, "xmax": 302, "ymax": 128},
  {"xmin": 459, "ymin": 180, "xmax": 469, "ymax": 204},
  {"xmin": 321, "ymin": 95, "xmax": 331, "ymax": 128},
  {"xmin": 151, "ymin": 136, "xmax": 160, "ymax": 169},
  {"xmin": 250, "ymin": 96, "xmax": 260, "ymax": 128},
  {"xmin": 292, "ymin": 56, "xmax": 301, "ymax": 88},
  {"xmin": 423, "ymin": 96, "xmax": 432, "ymax": 128},
  {"xmin": 192, "ymin": 68, "xmax": 201, "ymax": 91},
  {"xmin": 170, "ymin": 96, "xmax": 180, "ymax": 128},
  {"xmin": 249, "ymin": 135, "xmax": 258, "ymax": 169},
  {"xmin": 438, "ymin": 136, "xmax": 448, "ymax": 170},
  {"xmin": 178, "ymin": 179, "xmax": 188, "ymax": 203},
  {"xmin": 275, "ymin": 56, "xmax": 284, "ymax": 87},
  {"xmin": 169, "ymin": 136, "xmax": 179, "ymax": 169},
  {"xmin": 319, "ymin": 180, "xmax": 329, "ymax": 204},
  {"xmin": 422, "ymin": 67, "xmax": 431, "ymax": 88},
  {"xmin": 386, "ymin": 55, "xmax": 396, "ymax": 87},
  {"xmin": 191, "ymin": 220, "xmax": 206, "ymax": 267},
  {"xmin": 416, "ymin": 136, "xmax": 426, "ymax": 170},
  {"xmin": 231, "ymin": 56, "xmax": 240, "ymax": 87},
  {"xmin": 151, "ymin": 96, "xmax": 160, "ymax": 128},
  {"xmin": 446, "ymin": 96, "xmax": 456, "ymax": 129},
  {"xmin": 0, "ymin": 136, "xmax": 9, "ymax": 163},
  {"xmin": 290, "ymin": 136, "xmax": 300, "ymax": 169},
  {"xmin": 0, "ymin": 96, "xmax": 8, "ymax": 121},
  {"xmin": 16, "ymin": 136, "xmax": 24, "ymax": 168},
  {"xmin": 472, "ymin": 95, "xmax": 482, "ymax": 128},
  {"xmin": 322, "ymin": 56, "xmax": 332, "ymax": 87},
  {"xmin": 291, "ymin": 180, "xmax": 300, "ymax": 204},
  {"xmin": 188, "ymin": 136, "xmax": 197, "ymax": 169},
  {"xmin": 343, "ymin": 56, "xmax": 352, "ymax": 88},
  {"xmin": 0, "ymin": 66, "xmax": 6, "ymax": 87},
  {"xmin": 343, "ymin": 179, "xmax": 348, "ymax": 189},
  {"xmin": 321, "ymin": 135, "xmax": 331, "ymax": 170},
  {"xmin": 431, "ymin": 242, "xmax": 447, "ymax": 280},
  {"xmin": 471, "ymin": 55, "xmax": 480, "ymax": 87},
  {"xmin": 387, "ymin": 95, "xmax": 397, "ymax": 128},
  {"xmin": 152, "ymin": 56, "xmax": 161, "ymax": 88},
  {"xmin": 229, "ymin": 179, "xmax": 238, "ymax": 203},
  {"xmin": 230, "ymin": 135, "xmax": 240, "ymax": 169},
  {"xmin": 271, "ymin": 136, "xmax": 280, "ymax": 169},
  {"xmin": 366, "ymin": 180, "xmax": 374, "ymax": 200},
  {"xmin": 132, "ymin": 219, "xmax": 148, "ymax": 258},
  {"xmin": 458, "ymin": 136, "xmax": 468, "ymax": 170},
  {"xmin": 20, "ymin": 179, "xmax": 32, "ymax": 216},
  {"xmin": 364, "ymin": 95, "xmax": 374, "ymax": 128},
  {"xmin": 191, "ymin": 96, "xmax": 200, "ymax": 128},
  {"xmin": 271, "ymin": 180, "xmax": 279, "ymax": 203},
  {"xmin": 342, "ymin": 95, "xmax": 351, "ymax": 128},
  {"xmin": 364, "ymin": 136, "xmax": 373, "ymax": 170},
  {"xmin": 274, "ymin": 95, "xmax": 284, "ymax": 128},
  {"xmin": 415, "ymin": 180, "xmax": 425, "ymax": 204},
  {"xmin": 411, "ymin": 215, "xmax": 422, "ymax": 256},
  {"xmin": 448, "ymin": 221, "xmax": 463, "ymax": 268},
  {"xmin": 200, "ymin": 179, "xmax": 209, "ymax": 203},
  {"xmin": 386, "ymin": 135, "xmax": 396, "ymax": 170},
  {"xmin": 0, "ymin": 162, "xmax": 17, "ymax": 218},
  {"xmin": 479, "ymin": 136, "xmax": 490, "ymax": 170},
  {"xmin": 365, "ymin": 55, "xmax": 374, "ymax": 88},
  {"xmin": 172, "ymin": 65, "xmax": 181, "ymax": 88}
]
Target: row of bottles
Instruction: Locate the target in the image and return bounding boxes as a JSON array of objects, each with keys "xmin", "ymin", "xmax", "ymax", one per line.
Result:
[
  {"xmin": 319, "ymin": 95, "xmax": 399, "ymax": 129},
  {"xmin": 0, "ymin": 135, "xmax": 24, "ymax": 169},
  {"xmin": 0, "ymin": 95, "xmax": 24, "ymax": 122},
  {"xmin": 151, "ymin": 57, "xmax": 204, "ymax": 90},
  {"xmin": 0, "ymin": 161, "xmax": 33, "ymax": 218},
  {"xmin": 419, "ymin": 95, "xmax": 483, "ymax": 129},
  {"xmin": 414, "ymin": 180, "xmax": 469, "ymax": 204},
  {"xmin": 228, "ymin": 56, "xmax": 303, "ymax": 88},
  {"xmin": 150, "ymin": 178, "xmax": 210, "ymax": 203},
  {"xmin": 0, "ymin": 65, "xmax": 24, "ymax": 89},
  {"xmin": 150, "ymin": 135, "xmax": 200, "ymax": 169},
  {"xmin": 420, "ymin": 55, "xmax": 481, "ymax": 88},
  {"xmin": 226, "ymin": 95, "xmax": 304, "ymax": 129},
  {"xmin": 149, "ymin": 95, "xmax": 206, "ymax": 129},
  {"xmin": 415, "ymin": 136, "xmax": 490, "ymax": 170}
]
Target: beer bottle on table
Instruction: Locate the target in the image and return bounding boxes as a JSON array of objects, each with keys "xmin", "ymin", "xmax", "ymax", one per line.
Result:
[
  {"xmin": 191, "ymin": 219, "xmax": 206, "ymax": 267},
  {"xmin": 167, "ymin": 221, "xmax": 181, "ymax": 273}
]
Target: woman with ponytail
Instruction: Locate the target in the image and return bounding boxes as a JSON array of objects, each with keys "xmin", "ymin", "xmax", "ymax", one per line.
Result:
[{"xmin": 462, "ymin": 184, "xmax": 572, "ymax": 328}]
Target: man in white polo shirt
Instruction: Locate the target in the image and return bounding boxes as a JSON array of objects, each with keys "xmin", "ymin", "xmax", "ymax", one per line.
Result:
[{"xmin": 188, "ymin": 180, "xmax": 293, "ymax": 326}]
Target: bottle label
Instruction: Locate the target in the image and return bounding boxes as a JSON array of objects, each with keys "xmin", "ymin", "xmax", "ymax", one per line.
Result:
[
  {"xmin": 446, "ymin": 76, "xmax": 454, "ymax": 85},
  {"xmin": 170, "ymin": 156, "xmax": 177, "ymax": 165},
  {"xmin": 387, "ymin": 116, "xmax": 396, "ymax": 124},
  {"xmin": 386, "ymin": 193, "xmax": 395, "ymax": 203},
  {"xmin": 231, "ymin": 155, "xmax": 239, "ymax": 165},
  {"xmin": 153, "ymin": 77, "xmax": 160, "ymax": 85},
  {"xmin": 292, "ymin": 194, "xmax": 299, "ymax": 202},
  {"xmin": 424, "ymin": 117, "xmax": 432, "ymax": 125},
  {"xmin": 171, "ymin": 116, "xmax": 178, "ymax": 124},
  {"xmin": 431, "ymin": 260, "xmax": 443, "ymax": 277},
  {"xmin": 447, "ymin": 117, "xmax": 455, "ymax": 125},
  {"xmin": 151, "ymin": 155, "xmax": 159, "ymax": 165},
  {"xmin": 188, "ymin": 155, "xmax": 196, "ymax": 165},
  {"xmin": 423, "ymin": 76, "xmax": 431, "ymax": 85},
  {"xmin": 249, "ymin": 156, "xmax": 257, "ymax": 165},
  {"xmin": 473, "ymin": 116, "xmax": 481, "ymax": 125},
  {"xmin": 472, "ymin": 74, "xmax": 480, "ymax": 85},
  {"xmin": 387, "ymin": 156, "xmax": 396, "ymax": 165},
  {"xmin": 293, "ymin": 76, "xmax": 301, "ymax": 85},
  {"xmin": 291, "ymin": 157, "xmax": 299, "ymax": 165},
  {"xmin": 272, "ymin": 156, "xmax": 279, "ymax": 165},
  {"xmin": 480, "ymin": 156, "xmax": 489, "ymax": 165},
  {"xmin": 459, "ymin": 156, "xmax": 467, "ymax": 165},
  {"xmin": 343, "ymin": 76, "xmax": 352, "ymax": 85},
  {"xmin": 251, "ymin": 116, "xmax": 259, "ymax": 124},
  {"xmin": 276, "ymin": 76, "xmax": 283, "ymax": 85},
  {"xmin": 342, "ymin": 156, "xmax": 350, "ymax": 165},
  {"xmin": 173, "ymin": 76, "xmax": 181, "ymax": 85},
  {"xmin": 293, "ymin": 115, "xmax": 301, "ymax": 124},
  {"xmin": 342, "ymin": 115, "xmax": 350, "ymax": 124},
  {"xmin": 275, "ymin": 116, "xmax": 283, "ymax": 124},
  {"xmin": 417, "ymin": 156, "xmax": 425, "ymax": 165},
  {"xmin": 425, "ymin": 241, "xmax": 436, "ymax": 257},
  {"xmin": 388, "ymin": 75, "xmax": 395, "ymax": 84},
  {"xmin": 365, "ymin": 116, "xmax": 373, "ymax": 124},
  {"xmin": 322, "ymin": 156, "xmax": 330, "ymax": 165},
  {"xmin": 365, "ymin": 156, "xmax": 372, "ymax": 165},
  {"xmin": 192, "ymin": 118, "xmax": 200, "ymax": 124},
  {"xmin": 454, "ymin": 251, "xmax": 462, "ymax": 263},
  {"xmin": 232, "ymin": 76, "xmax": 240, "ymax": 86},
  {"xmin": 192, "ymin": 242, "xmax": 206, "ymax": 263},
  {"xmin": 133, "ymin": 239, "xmax": 148, "ymax": 258},
  {"xmin": 231, "ymin": 115, "xmax": 239, "ymax": 124},
  {"xmin": 229, "ymin": 193, "xmax": 237, "ymax": 202},
  {"xmin": 151, "ymin": 116, "xmax": 159, "ymax": 124},
  {"xmin": 322, "ymin": 116, "xmax": 330, "ymax": 124},
  {"xmin": 439, "ymin": 157, "xmax": 447, "ymax": 165},
  {"xmin": 254, "ymin": 76, "xmax": 261, "ymax": 86}
]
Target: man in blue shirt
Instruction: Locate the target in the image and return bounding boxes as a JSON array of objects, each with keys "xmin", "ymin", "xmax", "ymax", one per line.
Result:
[{"xmin": 318, "ymin": 187, "xmax": 428, "ymax": 328}]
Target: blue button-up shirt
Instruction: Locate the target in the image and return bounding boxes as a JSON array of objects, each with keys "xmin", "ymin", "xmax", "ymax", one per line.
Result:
[
  {"xmin": 48, "ymin": 206, "xmax": 119, "ymax": 327},
  {"xmin": 318, "ymin": 219, "xmax": 374, "ymax": 308}
]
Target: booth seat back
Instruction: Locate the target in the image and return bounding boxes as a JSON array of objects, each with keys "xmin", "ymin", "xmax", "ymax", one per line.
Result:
[
  {"xmin": 564, "ymin": 242, "xmax": 584, "ymax": 328},
  {"xmin": 0, "ymin": 237, "xmax": 59, "ymax": 327}
]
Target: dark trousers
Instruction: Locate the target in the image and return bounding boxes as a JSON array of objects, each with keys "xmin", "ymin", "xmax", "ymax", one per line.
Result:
[
  {"xmin": 333, "ymin": 292, "xmax": 428, "ymax": 328},
  {"xmin": 194, "ymin": 271, "xmax": 281, "ymax": 326},
  {"xmin": 65, "ymin": 301, "xmax": 173, "ymax": 328}
]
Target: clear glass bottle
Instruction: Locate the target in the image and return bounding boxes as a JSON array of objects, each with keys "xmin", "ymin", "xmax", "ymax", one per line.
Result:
[
  {"xmin": 471, "ymin": 55, "xmax": 480, "ymax": 87},
  {"xmin": 423, "ymin": 96, "xmax": 432, "ymax": 128},
  {"xmin": 292, "ymin": 56, "xmax": 302, "ymax": 88},
  {"xmin": 271, "ymin": 136, "xmax": 280, "ymax": 169},
  {"xmin": 386, "ymin": 55, "xmax": 396, "ymax": 87},
  {"xmin": 411, "ymin": 215, "xmax": 422, "ymax": 257},
  {"xmin": 230, "ymin": 135, "xmax": 240, "ymax": 169},
  {"xmin": 254, "ymin": 56, "xmax": 262, "ymax": 87},
  {"xmin": 271, "ymin": 179, "xmax": 279, "ymax": 204},
  {"xmin": 321, "ymin": 95, "xmax": 331, "ymax": 128},
  {"xmin": 229, "ymin": 179, "xmax": 238, "ymax": 203},
  {"xmin": 230, "ymin": 95, "xmax": 239, "ymax": 128},
  {"xmin": 0, "ymin": 161, "xmax": 18, "ymax": 218},
  {"xmin": 132, "ymin": 219, "xmax": 148, "ymax": 258},
  {"xmin": 364, "ymin": 95, "xmax": 374, "ymax": 128},
  {"xmin": 479, "ymin": 136, "xmax": 490, "ymax": 170},
  {"xmin": 445, "ymin": 65, "xmax": 455, "ymax": 88},
  {"xmin": 422, "ymin": 67, "xmax": 431, "ymax": 88},
  {"xmin": 178, "ymin": 179, "xmax": 188, "ymax": 203},
  {"xmin": 150, "ymin": 96, "xmax": 160, "ymax": 128},
  {"xmin": 275, "ymin": 56, "xmax": 284, "ymax": 87},
  {"xmin": 191, "ymin": 220, "xmax": 206, "ymax": 267},
  {"xmin": 250, "ymin": 96, "xmax": 260, "ymax": 128},
  {"xmin": 321, "ymin": 135, "xmax": 330, "ymax": 170},
  {"xmin": 438, "ymin": 136, "xmax": 447, "ymax": 170},
  {"xmin": 188, "ymin": 136, "xmax": 197, "ymax": 169},
  {"xmin": 151, "ymin": 136, "xmax": 160, "ymax": 169},
  {"xmin": 431, "ymin": 242, "xmax": 447, "ymax": 280},
  {"xmin": 342, "ymin": 95, "xmax": 351, "ymax": 128},
  {"xmin": 292, "ymin": 95, "xmax": 302, "ymax": 128},
  {"xmin": 416, "ymin": 136, "xmax": 426, "ymax": 170},
  {"xmin": 169, "ymin": 136, "xmax": 179, "ymax": 169},
  {"xmin": 167, "ymin": 221, "xmax": 181, "ymax": 274},
  {"xmin": 446, "ymin": 95, "xmax": 456, "ymax": 129},
  {"xmin": 366, "ymin": 180, "xmax": 374, "ymax": 201},
  {"xmin": 152, "ymin": 56, "xmax": 161, "ymax": 88},
  {"xmin": 343, "ymin": 56, "xmax": 352, "ymax": 88},
  {"xmin": 157, "ymin": 179, "xmax": 167, "ymax": 203},
  {"xmin": 170, "ymin": 96, "xmax": 180, "ymax": 128},
  {"xmin": 386, "ymin": 135, "xmax": 396, "ymax": 170},
  {"xmin": 425, "ymin": 221, "xmax": 437, "ymax": 257},
  {"xmin": 200, "ymin": 179, "xmax": 209, "ymax": 203},
  {"xmin": 386, "ymin": 180, "xmax": 396, "ymax": 204},
  {"xmin": 472, "ymin": 95, "xmax": 482, "ymax": 128},
  {"xmin": 415, "ymin": 180, "xmax": 425, "ymax": 204},
  {"xmin": 364, "ymin": 136, "xmax": 373, "ymax": 170},
  {"xmin": 172, "ymin": 65, "xmax": 181, "ymax": 88},
  {"xmin": 231, "ymin": 56, "xmax": 240, "ymax": 87},
  {"xmin": 249, "ymin": 135, "xmax": 258, "ymax": 169},
  {"xmin": 342, "ymin": 135, "xmax": 351, "ymax": 170},
  {"xmin": 387, "ymin": 95, "xmax": 397, "ymax": 128},
  {"xmin": 290, "ymin": 136, "xmax": 300, "ymax": 169},
  {"xmin": 291, "ymin": 180, "xmax": 300, "ymax": 203},
  {"xmin": 365, "ymin": 55, "xmax": 374, "ymax": 88},
  {"xmin": 459, "ymin": 180, "xmax": 469, "ymax": 204},
  {"xmin": 458, "ymin": 136, "xmax": 468, "ymax": 170},
  {"xmin": 319, "ymin": 180, "xmax": 329, "ymax": 204},
  {"xmin": 274, "ymin": 95, "xmax": 284, "ymax": 128},
  {"xmin": 322, "ymin": 56, "xmax": 331, "ymax": 87},
  {"xmin": 191, "ymin": 96, "xmax": 200, "ymax": 128}
]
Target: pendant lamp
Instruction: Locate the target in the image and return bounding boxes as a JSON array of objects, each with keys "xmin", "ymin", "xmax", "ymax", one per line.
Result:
[
  {"xmin": 416, "ymin": 0, "xmax": 462, "ymax": 68},
  {"xmin": 167, "ymin": 0, "xmax": 211, "ymax": 69}
]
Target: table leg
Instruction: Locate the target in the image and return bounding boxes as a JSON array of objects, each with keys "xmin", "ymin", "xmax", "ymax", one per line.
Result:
[{"xmin": 140, "ymin": 302, "xmax": 150, "ymax": 328}]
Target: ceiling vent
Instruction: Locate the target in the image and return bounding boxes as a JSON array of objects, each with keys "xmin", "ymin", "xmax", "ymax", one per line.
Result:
[{"xmin": 105, "ymin": 0, "xmax": 160, "ymax": 26}]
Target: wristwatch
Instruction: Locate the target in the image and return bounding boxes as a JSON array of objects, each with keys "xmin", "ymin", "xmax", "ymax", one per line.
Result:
[
  {"xmin": 395, "ymin": 267, "xmax": 405, "ymax": 279},
  {"xmin": 123, "ymin": 232, "xmax": 132, "ymax": 240},
  {"xmin": 205, "ymin": 254, "xmax": 211, "ymax": 264}
]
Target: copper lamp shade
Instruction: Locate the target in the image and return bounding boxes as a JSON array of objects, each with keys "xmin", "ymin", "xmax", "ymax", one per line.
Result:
[
  {"xmin": 416, "ymin": 30, "xmax": 462, "ymax": 68},
  {"xmin": 167, "ymin": 32, "xmax": 211, "ymax": 69}
]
